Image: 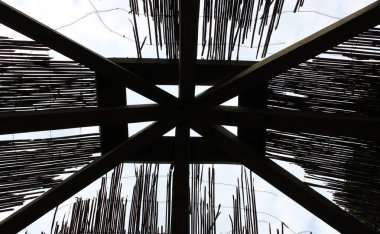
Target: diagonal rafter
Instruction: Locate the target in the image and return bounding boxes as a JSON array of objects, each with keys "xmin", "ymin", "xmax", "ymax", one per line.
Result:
[
  {"xmin": 0, "ymin": 105, "xmax": 166, "ymax": 135},
  {"xmin": 0, "ymin": 1, "xmax": 177, "ymax": 107},
  {"xmin": 192, "ymin": 124, "xmax": 375, "ymax": 234},
  {"xmin": 187, "ymin": 1, "xmax": 380, "ymax": 114},
  {"xmin": 0, "ymin": 116, "xmax": 179, "ymax": 233},
  {"xmin": 207, "ymin": 106, "xmax": 380, "ymax": 138}
]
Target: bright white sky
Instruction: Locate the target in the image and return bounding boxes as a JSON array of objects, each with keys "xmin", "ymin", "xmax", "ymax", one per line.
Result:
[{"xmin": 0, "ymin": 0, "xmax": 376, "ymax": 233}]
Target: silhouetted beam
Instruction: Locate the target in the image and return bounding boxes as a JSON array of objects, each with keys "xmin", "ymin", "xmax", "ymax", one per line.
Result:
[
  {"xmin": 131, "ymin": 137, "xmax": 234, "ymax": 164},
  {"xmin": 238, "ymin": 84, "xmax": 268, "ymax": 157},
  {"xmin": 113, "ymin": 58, "xmax": 255, "ymax": 85},
  {"xmin": 0, "ymin": 2, "xmax": 177, "ymax": 106},
  {"xmin": 208, "ymin": 106, "xmax": 380, "ymax": 138},
  {"xmin": 96, "ymin": 74, "xmax": 129, "ymax": 153},
  {"xmin": 178, "ymin": 0, "xmax": 199, "ymax": 101},
  {"xmin": 190, "ymin": 2, "xmax": 380, "ymax": 113},
  {"xmin": 0, "ymin": 117, "xmax": 177, "ymax": 233},
  {"xmin": 172, "ymin": 1, "xmax": 200, "ymax": 233},
  {"xmin": 193, "ymin": 124, "xmax": 375, "ymax": 234},
  {"xmin": 172, "ymin": 126, "xmax": 191, "ymax": 234},
  {"xmin": 0, "ymin": 105, "xmax": 165, "ymax": 134}
]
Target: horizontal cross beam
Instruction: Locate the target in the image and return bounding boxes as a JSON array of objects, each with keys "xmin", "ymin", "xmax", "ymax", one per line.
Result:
[
  {"xmin": 113, "ymin": 58, "xmax": 255, "ymax": 85},
  {"xmin": 0, "ymin": 105, "xmax": 166, "ymax": 134},
  {"xmin": 208, "ymin": 106, "xmax": 380, "ymax": 138},
  {"xmin": 128, "ymin": 137, "xmax": 233, "ymax": 164}
]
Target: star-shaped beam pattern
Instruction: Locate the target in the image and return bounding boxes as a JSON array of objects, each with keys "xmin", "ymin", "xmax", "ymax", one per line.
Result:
[{"xmin": 0, "ymin": 1, "xmax": 379, "ymax": 233}]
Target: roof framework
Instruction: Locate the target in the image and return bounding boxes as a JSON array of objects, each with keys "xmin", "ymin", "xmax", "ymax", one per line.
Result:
[{"xmin": 0, "ymin": 1, "xmax": 379, "ymax": 233}]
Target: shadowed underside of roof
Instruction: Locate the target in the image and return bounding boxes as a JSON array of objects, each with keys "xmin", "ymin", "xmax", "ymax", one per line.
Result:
[
  {"xmin": 0, "ymin": 27, "xmax": 379, "ymax": 230},
  {"xmin": 0, "ymin": 0, "xmax": 379, "ymax": 233}
]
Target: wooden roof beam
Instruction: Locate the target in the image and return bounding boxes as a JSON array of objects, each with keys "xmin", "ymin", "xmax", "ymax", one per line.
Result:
[
  {"xmin": 172, "ymin": 125, "xmax": 191, "ymax": 233},
  {"xmin": 0, "ymin": 2, "xmax": 177, "ymax": 107},
  {"xmin": 0, "ymin": 105, "xmax": 166, "ymax": 135},
  {"xmin": 178, "ymin": 0, "xmax": 199, "ymax": 102},
  {"xmin": 208, "ymin": 106, "xmax": 380, "ymax": 138},
  {"xmin": 113, "ymin": 58, "xmax": 257, "ymax": 85},
  {"xmin": 129, "ymin": 136, "xmax": 234, "ymax": 164},
  {"xmin": 172, "ymin": 1, "xmax": 200, "ymax": 233}
]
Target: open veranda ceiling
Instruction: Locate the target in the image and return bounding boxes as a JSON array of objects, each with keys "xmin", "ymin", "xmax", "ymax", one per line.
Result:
[{"xmin": 0, "ymin": 0, "xmax": 379, "ymax": 233}]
